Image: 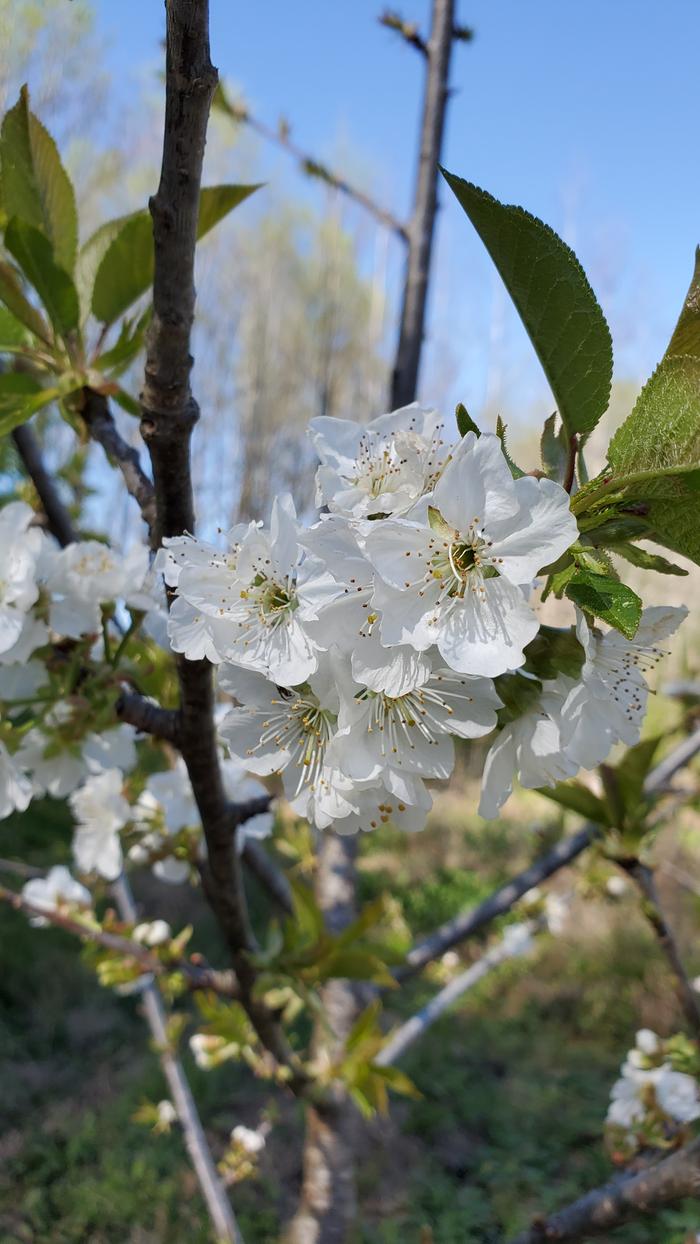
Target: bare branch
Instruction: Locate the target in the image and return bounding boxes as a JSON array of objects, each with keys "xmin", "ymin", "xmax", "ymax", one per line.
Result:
[
  {"xmin": 618, "ymin": 859, "xmax": 700, "ymax": 1036},
  {"xmin": 391, "ymin": 0, "xmax": 457, "ymax": 406},
  {"xmin": 116, "ymin": 688, "xmax": 183, "ymax": 745},
  {"xmin": 401, "ymin": 728, "xmax": 700, "ymax": 979},
  {"xmin": 509, "ymin": 1137, "xmax": 700, "ymax": 1243},
  {"xmin": 379, "ymin": 9, "xmax": 428, "ymax": 56},
  {"xmin": 81, "ymin": 387, "xmax": 157, "ymax": 541},
  {"xmin": 241, "ymin": 839, "xmax": 293, "ymax": 916},
  {"xmin": 378, "ymin": 920, "xmax": 542, "ymax": 1066},
  {"xmin": 139, "ymin": 0, "xmax": 306, "ymax": 1090},
  {"xmin": 12, "ymin": 423, "xmax": 77, "ymax": 547},
  {"xmin": 111, "ymin": 875, "xmax": 244, "ymax": 1244},
  {"xmin": 215, "ymin": 85, "xmax": 409, "ymax": 243}
]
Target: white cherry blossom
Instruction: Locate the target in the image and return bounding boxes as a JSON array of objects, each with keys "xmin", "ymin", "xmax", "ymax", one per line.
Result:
[
  {"xmin": 70, "ymin": 768, "xmax": 130, "ymax": 880},
  {"xmin": 366, "ymin": 433, "xmax": 577, "ymax": 676},
  {"xmin": 0, "ymin": 740, "xmax": 32, "ymax": 819},
  {"xmin": 0, "ymin": 501, "xmax": 45, "ymax": 656},
  {"xmin": 561, "ymin": 605, "xmax": 688, "ymax": 769},
  {"xmin": 22, "ymin": 865, "xmax": 92, "ymax": 926},
  {"xmin": 45, "ymin": 540, "xmax": 128, "ymax": 638},
  {"xmin": 309, "ymin": 402, "xmax": 452, "ymax": 519},
  {"xmin": 479, "ymin": 677, "xmax": 578, "ymax": 819},
  {"xmin": 17, "ymin": 714, "xmax": 136, "ymax": 799}
]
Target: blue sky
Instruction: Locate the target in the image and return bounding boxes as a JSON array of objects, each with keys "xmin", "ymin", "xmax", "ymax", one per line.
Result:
[{"xmin": 93, "ymin": 1, "xmax": 700, "ymax": 418}]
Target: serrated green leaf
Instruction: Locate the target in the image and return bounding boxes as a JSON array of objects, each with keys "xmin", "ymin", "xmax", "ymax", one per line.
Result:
[
  {"xmin": 495, "ymin": 415, "xmax": 526, "ymax": 477},
  {"xmin": 94, "ymin": 308, "xmax": 150, "ymax": 375},
  {"xmin": 5, "ymin": 217, "xmax": 79, "ymax": 338},
  {"xmin": 0, "ymin": 259, "xmax": 52, "ymax": 344},
  {"xmin": 346, "ymin": 1001, "xmax": 382, "ymax": 1053},
  {"xmin": 564, "ymin": 567, "xmax": 642, "ymax": 639},
  {"xmin": 540, "ymin": 412, "xmax": 569, "ymax": 482},
  {"xmin": 455, "ymin": 401, "xmax": 480, "ymax": 438},
  {"xmin": 372, "ymin": 1063, "xmax": 422, "ymax": 1100},
  {"xmin": 614, "ymin": 735, "xmax": 663, "ymax": 817},
  {"xmin": 665, "ymin": 248, "xmax": 700, "ymax": 361},
  {"xmin": 91, "ymin": 184, "xmax": 259, "ymax": 326},
  {"xmin": 523, "ymin": 625, "xmax": 585, "ymax": 680},
  {"xmin": 536, "ymin": 781, "xmax": 612, "ymax": 825},
  {"xmin": 75, "ymin": 213, "xmax": 134, "ymax": 325},
  {"xmin": 610, "ymin": 543, "xmax": 687, "ymax": 576},
  {"xmin": 0, "ymin": 86, "xmax": 77, "ymax": 271},
  {"xmin": 443, "ymin": 169, "xmax": 612, "ymax": 440},
  {"xmin": 0, "ymin": 377, "xmax": 74, "ymax": 437}
]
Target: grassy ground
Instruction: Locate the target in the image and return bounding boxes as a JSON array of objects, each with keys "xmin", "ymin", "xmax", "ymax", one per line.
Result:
[{"xmin": 1, "ymin": 776, "xmax": 700, "ymax": 1243}]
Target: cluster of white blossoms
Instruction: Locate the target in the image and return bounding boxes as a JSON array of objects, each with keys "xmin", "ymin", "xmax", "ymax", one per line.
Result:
[
  {"xmin": 606, "ymin": 1029, "xmax": 700, "ymax": 1149},
  {"xmin": 161, "ymin": 404, "xmax": 685, "ymax": 834}
]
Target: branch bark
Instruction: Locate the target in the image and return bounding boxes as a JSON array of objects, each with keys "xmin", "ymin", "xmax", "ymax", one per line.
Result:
[
  {"xmin": 116, "ymin": 688, "xmax": 183, "ymax": 744},
  {"xmin": 285, "ymin": 834, "xmax": 360, "ymax": 1244},
  {"xmin": 12, "ymin": 423, "xmax": 77, "ymax": 547},
  {"xmin": 618, "ymin": 859, "xmax": 700, "ymax": 1036},
  {"xmin": 390, "ymin": 0, "xmax": 456, "ymax": 407},
  {"xmin": 139, "ymin": 0, "xmax": 305, "ymax": 1089},
  {"xmin": 81, "ymin": 387, "xmax": 157, "ymax": 541},
  {"xmin": 509, "ymin": 1137, "xmax": 700, "ymax": 1243}
]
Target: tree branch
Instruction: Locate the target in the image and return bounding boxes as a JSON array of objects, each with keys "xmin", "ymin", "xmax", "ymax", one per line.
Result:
[
  {"xmin": 0, "ymin": 879, "xmax": 238, "ymax": 997},
  {"xmin": 139, "ymin": 0, "xmax": 306, "ymax": 1090},
  {"xmin": 400, "ymin": 728, "xmax": 700, "ymax": 980},
  {"xmin": 618, "ymin": 859, "xmax": 700, "ymax": 1036},
  {"xmin": 81, "ymin": 387, "xmax": 157, "ymax": 541},
  {"xmin": 241, "ymin": 839, "xmax": 293, "ymax": 916},
  {"xmin": 116, "ymin": 687, "xmax": 183, "ymax": 745},
  {"xmin": 378, "ymin": 921, "xmax": 542, "ymax": 1066},
  {"xmin": 390, "ymin": 0, "xmax": 457, "ymax": 407},
  {"xmin": 111, "ymin": 874, "xmax": 244, "ymax": 1244},
  {"xmin": 12, "ymin": 423, "xmax": 77, "ymax": 547},
  {"xmin": 508, "ymin": 1137, "xmax": 700, "ymax": 1243},
  {"xmin": 216, "ymin": 86, "xmax": 409, "ymax": 243},
  {"xmin": 379, "ymin": 9, "xmax": 428, "ymax": 56}
]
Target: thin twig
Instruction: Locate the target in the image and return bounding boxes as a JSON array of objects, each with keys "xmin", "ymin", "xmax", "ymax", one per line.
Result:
[
  {"xmin": 12, "ymin": 423, "xmax": 77, "ymax": 547},
  {"xmin": 508, "ymin": 1136, "xmax": 700, "ymax": 1243},
  {"xmin": 241, "ymin": 839, "xmax": 293, "ymax": 916},
  {"xmin": 112, "ymin": 874, "xmax": 243, "ymax": 1244},
  {"xmin": 401, "ymin": 728, "xmax": 700, "ymax": 979},
  {"xmin": 378, "ymin": 920, "xmax": 543, "ymax": 1066},
  {"xmin": 379, "ymin": 9, "xmax": 428, "ymax": 56},
  {"xmin": 0, "ymin": 880, "xmax": 238, "ymax": 997},
  {"xmin": 618, "ymin": 859, "xmax": 700, "ymax": 1036},
  {"xmin": 215, "ymin": 87, "xmax": 409, "ymax": 243},
  {"xmin": 116, "ymin": 688, "xmax": 182, "ymax": 745},
  {"xmin": 81, "ymin": 387, "xmax": 157, "ymax": 542}
]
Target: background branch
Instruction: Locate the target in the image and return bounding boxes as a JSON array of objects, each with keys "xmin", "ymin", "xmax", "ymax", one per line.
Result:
[
  {"xmin": 12, "ymin": 423, "xmax": 77, "ymax": 547},
  {"xmin": 81, "ymin": 388, "xmax": 157, "ymax": 541},
  {"xmin": 509, "ymin": 1137, "xmax": 700, "ymax": 1243}
]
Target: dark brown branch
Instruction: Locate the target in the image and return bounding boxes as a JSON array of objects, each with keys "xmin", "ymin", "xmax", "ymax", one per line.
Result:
[
  {"xmin": 401, "ymin": 727, "xmax": 700, "ymax": 980},
  {"xmin": 509, "ymin": 1138, "xmax": 700, "ymax": 1243},
  {"xmin": 391, "ymin": 0, "xmax": 457, "ymax": 407},
  {"xmin": 379, "ymin": 9, "xmax": 428, "ymax": 56},
  {"xmin": 0, "ymin": 881, "xmax": 238, "ymax": 997},
  {"xmin": 618, "ymin": 859, "xmax": 700, "ymax": 1036},
  {"xmin": 116, "ymin": 687, "xmax": 183, "ymax": 745},
  {"xmin": 12, "ymin": 423, "xmax": 77, "ymax": 547},
  {"xmin": 139, "ymin": 0, "xmax": 306, "ymax": 1091},
  {"xmin": 241, "ymin": 839, "xmax": 293, "ymax": 916},
  {"xmin": 81, "ymin": 388, "xmax": 157, "ymax": 541},
  {"xmin": 215, "ymin": 87, "xmax": 408, "ymax": 243}
]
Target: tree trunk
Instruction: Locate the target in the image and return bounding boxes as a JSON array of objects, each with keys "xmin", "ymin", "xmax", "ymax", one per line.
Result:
[
  {"xmin": 390, "ymin": 0, "xmax": 455, "ymax": 409},
  {"xmin": 285, "ymin": 834, "xmax": 360, "ymax": 1244}
]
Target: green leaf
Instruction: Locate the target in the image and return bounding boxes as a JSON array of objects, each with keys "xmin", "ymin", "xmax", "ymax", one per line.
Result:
[
  {"xmin": 0, "ymin": 258, "xmax": 52, "ymax": 344},
  {"xmin": 665, "ymin": 248, "xmax": 700, "ymax": 361},
  {"xmin": 493, "ymin": 673, "xmax": 542, "ymax": 725},
  {"xmin": 91, "ymin": 184, "xmax": 259, "ymax": 326},
  {"xmin": 0, "ymin": 306, "xmax": 31, "ymax": 349},
  {"xmin": 315, "ymin": 947, "xmax": 396, "ymax": 987},
  {"xmin": 455, "ymin": 401, "xmax": 480, "ymax": 438},
  {"xmin": 523, "ymin": 625, "xmax": 585, "ymax": 680},
  {"xmin": 614, "ymin": 735, "xmax": 663, "ymax": 817},
  {"xmin": 610, "ymin": 542, "xmax": 687, "ymax": 576},
  {"xmin": 443, "ymin": 169, "xmax": 612, "ymax": 440},
  {"xmin": 564, "ymin": 567, "xmax": 642, "ymax": 639},
  {"xmin": 94, "ymin": 308, "xmax": 150, "ymax": 376},
  {"xmin": 540, "ymin": 413, "xmax": 569, "ymax": 483},
  {"xmin": 536, "ymin": 781, "xmax": 612, "ymax": 825},
  {"xmin": 5, "ymin": 217, "xmax": 79, "ymax": 338},
  {"xmin": 372, "ymin": 1063, "xmax": 422, "ymax": 1100},
  {"xmin": 0, "ymin": 376, "xmax": 74, "ymax": 437},
  {"xmin": 75, "ymin": 213, "xmax": 134, "ymax": 325},
  {"xmin": 0, "ymin": 86, "xmax": 78, "ymax": 271},
  {"xmin": 495, "ymin": 415, "xmax": 526, "ymax": 477}
]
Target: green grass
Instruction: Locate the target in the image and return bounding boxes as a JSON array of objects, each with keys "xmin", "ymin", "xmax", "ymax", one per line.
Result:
[{"xmin": 1, "ymin": 802, "xmax": 699, "ymax": 1242}]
